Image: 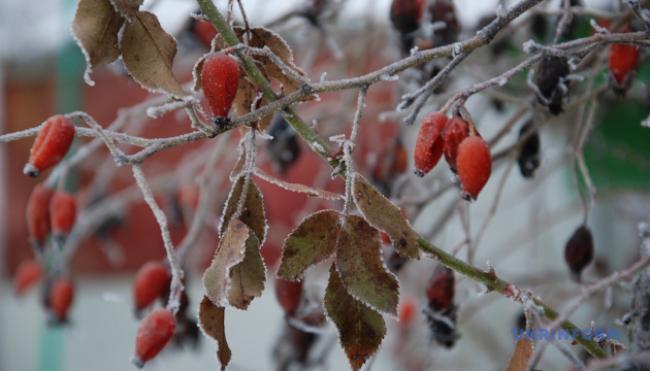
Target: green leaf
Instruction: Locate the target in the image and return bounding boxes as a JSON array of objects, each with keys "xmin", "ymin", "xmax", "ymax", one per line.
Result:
[
  {"xmin": 352, "ymin": 174, "xmax": 420, "ymax": 259},
  {"xmin": 335, "ymin": 215, "xmax": 399, "ymax": 315},
  {"xmin": 72, "ymin": 0, "xmax": 124, "ymax": 86},
  {"xmin": 120, "ymin": 11, "xmax": 187, "ymax": 98},
  {"xmin": 325, "ymin": 267, "xmax": 386, "ymax": 371},
  {"xmin": 277, "ymin": 210, "xmax": 340, "ymax": 280},
  {"xmin": 198, "ymin": 296, "xmax": 231, "ymax": 371},
  {"xmin": 227, "ymin": 231, "xmax": 266, "ymax": 310},
  {"xmin": 219, "ymin": 177, "xmax": 267, "ymax": 244}
]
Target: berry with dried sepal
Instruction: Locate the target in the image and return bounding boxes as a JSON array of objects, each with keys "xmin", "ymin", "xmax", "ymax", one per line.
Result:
[
  {"xmin": 609, "ymin": 28, "xmax": 640, "ymax": 95},
  {"xmin": 456, "ymin": 135, "xmax": 492, "ymax": 200},
  {"xmin": 390, "ymin": 0, "xmax": 425, "ymax": 34},
  {"xmin": 275, "ymin": 278, "xmax": 303, "ymax": 316},
  {"xmin": 414, "ymin": 112, "xmax": 447, "ymax": 177},
  {"xmin": 50, "ymin": 191, "xmax": 77, "ymax": 244},
  {"xmin": 517, "ymin": 119, "xmax": 541, "ymax": 178},
  {"xmin": 564, "ymin": 225, "xmax": 594, "ymax": 280},
  {"xmin": 534, "ymin": 55, "xmax": 570, "ymax": 115},
  {"xmin": 268, "ymin": 114, "xmax": 302, "ymax": 174},
  {"xmin": 133, "ymin": 262, "xmax": 171, "ymax": 314},
  {"xmin": 24, "ymin": 115, "xmax": 76, "ymax": 177},
  {"xmin": 133, "ymin": 308, "xmax": 176, "ymax": 368},
  {"xmin": 14, "ymin": 260, "xmax": 42, "ymax": 296},
  {"xmin": 426, "ymin": 266, "xmax": 455, "ymax": 311},
  {"xmin": 442, "ymin": 115, "xmax": 470, "ymax": 172},
  {"xmin": 201, "ymin": 52, "xmax": 240, "ymax": 124},
  {"xmin": 49, "ymin": 277, "xmax": 74, "ymax": 324},
  {"xmin": 26, "ymin": 184, "xmax": 54, "ymax": 249}
]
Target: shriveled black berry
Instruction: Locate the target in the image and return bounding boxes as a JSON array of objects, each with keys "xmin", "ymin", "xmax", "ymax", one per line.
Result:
[
  {"xmin": 564, "ymin": 225, "xmax": 594, "ymax": 279},
  {"xmin": 428, "ymin": 0, "xmax": 459, "ymax": 47},
  {"xmin": 390, "ymin": 0, "xmax": 423, "ymax": 35},
  {"xmin": 268, "ymin": 114, "xmax": 302, "ymax": 174},
  {"xmin": 424, "ymin": 306, "xmax": 458, "ymax": 348},
  {"xmin": 530, "ymin": 13, "xmax": 548, "ymax": 41},
  {"xmin": 534, "ymin": 55, "xmax": 570, "ymax": 115},
  {"xmin": 517, "ymin": 120, "xmax": 541, "ymax": 178}
]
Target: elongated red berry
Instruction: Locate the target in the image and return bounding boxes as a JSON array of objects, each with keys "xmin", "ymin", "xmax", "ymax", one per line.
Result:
[
  {"xmin": 24, "ymin": 115, "xmax": 75, "ymax": 177},
  {"xmin": 192, "ymin": 19, "xmax": 218, "ymax": 48},
  {"xmin": 609, "ymin": 32, "xmax": 639, "ymax": 93},
  {"xmin": 275, "ymin": 278, "xmax": 303, "ymax": 316},
  {"xmin": 390, "ymin": 139, "xmax": 408, "ymax": 175},
  {"xmin": 27, "ymin": 184, "xmax": 54, "ymax": 248},
  {"xmin": 414, "ymin": 112, "xmax": 447, "ymax": 176},
  {"xmin": 49, "ymin": 277, "xmax": 74, "ymax": 323},
  {"xmin": 564, "ymin": 225, "xmax": 594, "ymax": 279},
  {"xmin": 456, "ymin": 136, "xmax": 491, "ymax": 200},
  {"xmin": 133, "ymin": 262, "xmax": 171, "ymax": 313},
  {"xmin": 14, "ymin": 260, "xmax": 42, "ymax": 296},
  {"xmin": 50, "ymin": 191, "xmax": 77, "ymax": 238},
  {"xmin": 399, "ymin": 297, "xmax": 417, "ymax": 327},
  {"xmin": 390, "ymin": 0, "xmax": 425, "ymax": 34},
  {"xmin": 427, "ymin": 267, "xmax": 454, "ymax": 311},
  {"xmin": 442, "ymin": 116, "xmax": 470, "ymax": 172},
  {"xmin": 201, "ymin": 52, "xmax": 240, "ymax": 120},
  {"xmin": 133, "ymin": 308, "xmax": 176, "ymax": 368}
]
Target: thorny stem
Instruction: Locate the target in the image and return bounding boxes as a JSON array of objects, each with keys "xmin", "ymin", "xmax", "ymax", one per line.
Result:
[{"xmin": 132, "ymin": 165, "xmax": 184, "ymax": 314}]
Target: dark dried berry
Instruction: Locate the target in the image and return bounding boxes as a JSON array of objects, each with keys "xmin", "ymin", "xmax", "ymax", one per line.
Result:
[
  {"xmin": 534, "ymin": 55, "xmax": 570, "ymax": 115},
  {"xmin": 387, "ymin": 250, "xmax": 409, "ymax": 274},
  {"xmin": 564, "ymin": 225, "xmax": 594, "ymax": 279},
  {"xmin": 268, "ymin": 114, "xmax": 302, "ymax": 174},
  {"xmin": 530, "ymin": 13, "xmax": 548, "ymax": 41},
  {"xmin": 428, "ymin": 0, "xmax": 459, "ymax": 47},
  {"xmin": 390, "ymin": 0, "xmax": 425, "ymax": 35},
  {"xmin": 424, "ymin": 306, "xmax": 458, "ymax": 348},
  {"xmin": 517, "ymin": 120, "xmax": 541, "ymax": 178},
  {"xmin": 426, "ymin": 266, "xmax": 454, "ymax": 311},
  {"xmin": 275, "ymin": 278, "xmax": 303, "ymax": 316}
]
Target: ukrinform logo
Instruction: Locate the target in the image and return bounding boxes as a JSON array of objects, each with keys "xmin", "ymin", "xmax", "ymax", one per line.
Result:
[{"xmin": 513, "ymin": 327, "xmax": 622, "ymax": 342}]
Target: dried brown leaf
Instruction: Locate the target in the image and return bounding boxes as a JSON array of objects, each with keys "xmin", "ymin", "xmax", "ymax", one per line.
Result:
[
  {"xmin": 192, "ymin": 54, "xmax": 207, "ymax": 92},
  {"xmin": 202, "ymin": 219, "xmax": 251, "ymax": 306},
  {"xmin": 277, "ymin": 210, "xmax": 340, "ymax": 281},
  {"xmin": 109, "ymin": 0, "xmax": 143, "ymax": 18},
  {"xmin": 72, "ymin": 0, "xmax": 124, "ymax": 85},
  {"xmin": 198, "ymin": 296, "xmax": 231, "ymax": 371},
  {"xmin": 325, "ymin": 267, "xmax": 386, "ymax": 371},
  {"xmin": 335, "ymin": 215, "xmax": 399, "ymax": 315},
  {"xmin": 219, "ymin": 177, "xmax": 267, "ymax": 244},
  {"xmin": 120, "ymin": 11, "xmax": 187, "ymax": 98},
  {"xmin": 505, "ymin": 338, "xmax": 534, "ymax": 371},
  {"xmin": 352, "ymin": 174, "xmax": 420, "ymax": 259}
]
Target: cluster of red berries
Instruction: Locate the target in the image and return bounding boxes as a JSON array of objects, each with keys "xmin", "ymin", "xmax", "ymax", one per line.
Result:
[
  {"xmin": 413, "ymin": 111, "xmax": 492, "ymax": 200},
  {"xmin": 23, "ymin": 115, "xmax": 76, "ymax": 178},
  {"xmin": 201, "ymin": 52, "xmax": 240, "ymax": 125},
  {"xmin": 26, "ymin": 185, "xmax": 77, "ymax": 250}
]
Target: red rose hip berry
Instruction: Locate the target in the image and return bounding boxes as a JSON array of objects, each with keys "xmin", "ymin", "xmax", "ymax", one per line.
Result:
[
  {"xmin": 201, "ymin": 52, "xmax": 240, "ymax": 122},
  {"xmin": 49, "ymin": 277, "xmax": 75, "ymax": 323},
  {"xmin": 133, "ymin": 262, "xmax": 171, "ymax": 314},
  {"xmin": 133, "ymin": 308, "xmax": 177, "ymax": 368},
  {"xmin": 24, "ymin": 115, "xmax": 76, "ymax": 177},
  {"xmin": 50, "ymin": 190, "xmax": 77, "ymax": 241},
  {"xmin": 442, "ymin": 116, "xmax": 470, "ymax": 172},
  {"xmin": 390, "ymin": 0, "xmax": 425, "ymax": 34},
  {"xmin": 14, "ymin": 259, "xmax": 42, "ymax": 296},
  {"xmin": 26, "ymin": 184, "xmax": 54, "ymax": 249},
  {"xmin": 426, "ymin": 266, "xmax": 455, "ymax": 311},
  {"xmin": 456, "ymin": 136, "xmax": 492, "ymax": 200},
  {"xmin": 275, "ymin": 278, "xmax": 303, "ymax": 316},
  {"xmin": 413, "ymin": 112, "xmax": 447, "ymax": 177},
  {"xmin": 608, "ymin": 28, "xmax": 639, "ymax": 94}
]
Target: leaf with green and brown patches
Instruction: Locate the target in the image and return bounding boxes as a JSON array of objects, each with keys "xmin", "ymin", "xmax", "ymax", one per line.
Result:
[
  {"xmin": 198, "ymin": 296, "xmax": 231, "ymax": 371},
  {"xmin": 120, "ymin": 11, "xmax": 187, "ymax": 98},
  {"xmin": 219, "ymin": 177, "xmax": 267, "ymax": 243},
  {"xmin": 352, "ymin": 174, "xmax": 420, "ymax": 259},
  {"xmin": 109, "ymin": 0, "xmax": 143, "ymax": 18},
  {"xmin": 325, "ymin": 267, "xmax": 386, "ymax": 371},
  {"xmin": 202, "ymin": 219, "xmax": 251, "ymax": 306},
  {"xmin": 227, "ymin": 231, "xmax": 265, "ymax": 310},
  {"xmin": 72, "ymin": 0, "xmax": 124, "ymax": 86},
  {"xmin": 277, "ymin": 210, "xmax": 340, "ymax": 281},
  {"xmin": 335, "ymin": 215, "xmax": 399, "ymax": 315}
]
